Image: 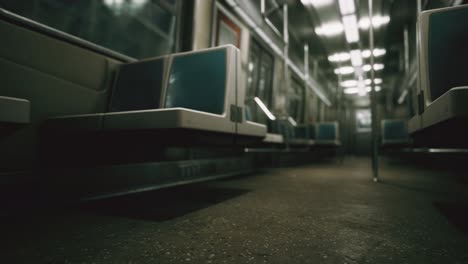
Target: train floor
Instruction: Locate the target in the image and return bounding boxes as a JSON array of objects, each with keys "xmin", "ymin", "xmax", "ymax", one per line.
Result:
[{"xmin": 2, "ymin": 157, "xmax": 468, "ymax": 263}]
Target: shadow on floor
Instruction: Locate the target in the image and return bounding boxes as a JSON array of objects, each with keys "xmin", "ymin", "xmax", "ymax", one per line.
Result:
[
  {"xmin": 379, "ymin": 180, "xmax": 449, "ymax": 196},
  {"xmin": 79, "ymin": 184, "xmax": 250, "ymax": 222},
  {"xmin": 434, "ymin": 201, "xmax": 468, "ymax": 237}
]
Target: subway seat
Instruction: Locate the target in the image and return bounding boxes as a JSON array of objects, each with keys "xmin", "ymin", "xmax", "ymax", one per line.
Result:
[
  {"xmin": 315, "ymin": 122, "xmax": 341, "ymax": 146},
  {"xmin": 44, "ymin": 45, "xmax": 267, "ymax": 145},
  {"xmin": 381, "ymin": 119, "xmax": 409, "ymax": 146}
]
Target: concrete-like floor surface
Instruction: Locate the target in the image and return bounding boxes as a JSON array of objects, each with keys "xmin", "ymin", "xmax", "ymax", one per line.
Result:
[{"xmin": 2, "ymin": 157, "xmax": 468, "ymax": 263}]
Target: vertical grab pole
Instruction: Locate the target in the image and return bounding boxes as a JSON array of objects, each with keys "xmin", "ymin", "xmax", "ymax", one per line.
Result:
[
  {"xmin": 369, "ymin": 0, "xmax": 379, "ymax": 182},
  {"xmin": 283, "ymin": 4, "xmax": 289, "ymax": 90},
  {"xmin": 304, "ymin": 43, "xmax": 310, "ymax": 122},
  {"xmin": 283, "ymin": 3, "xmax": 289, "ymax": 116}
]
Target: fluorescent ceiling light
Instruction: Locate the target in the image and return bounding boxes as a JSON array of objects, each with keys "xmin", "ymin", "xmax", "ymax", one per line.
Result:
[
  {"xmin": 315, "ymin": 22, "xmax": 344, "ymax": 37},
  {"xmin": 338, "ymin": 0, "xmax": 355, "ymax": 15},
  {"xmin": 334, "ymin": 66, "xmax": 355, "ymax": 75},
  {"xmin": 344, "ymin": 87, "xmax": 359, "ymax": 94},
  {"xmin": 374, "ymin": 64, "xmax": 385, "ymax": 71},
  {"xmin": 341, "ymin": 80, "xmax": 358, "ymax": 87},
  {"xmin": 361, "ymin": 48, "xmax": 386, "ymax": 58},
  {"xmin": 328, "ymin": 52, "xmax": 350, "ymax": 62},
  {"xmin": 365, "ymin": 78, "xmax": 382, "ymax": 84},
  {"xmin": 358, "ymin": 86, "xmax": 367, "ymax": 96},
  {"xmin": 350, "ymin": 49, "xmax": 362, "ymax": 66},
  {"xmin": 254, "ymin": 97, "xmax": 276, "ymax": 120},
  {"xmin": 362, "ymin": 64, "xmax": 384, "ymax": 72},
  {"xmin": 359, "ymin": 15, "xmax": 391, "ymax": 30},
  {"xmin": 301, "ymin": 0, "xmax": 334, "ymax": 7},
  {"xmin": 366, "ymin": 86, "xmax": 382, "ymax": 92},
  {"xmin": 343, "ymin": 15, "xmax": 359, "ymax": 43},
  {"xmin": 373, "ymin": 48, "xmax": 386, "ymax": 57},
  {"xmin": 362, "ymin": 65, "xmax": 372, "ymax": 72},
  {"xmin": 288, "ymin": 116, "xmax": 297, "ymax": 126}
]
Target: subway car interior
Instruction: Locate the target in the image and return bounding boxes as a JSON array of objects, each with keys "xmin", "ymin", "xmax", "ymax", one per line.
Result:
[{"xmin": 1, "ymin": 0, "xmax": 468, "ymax": 262}]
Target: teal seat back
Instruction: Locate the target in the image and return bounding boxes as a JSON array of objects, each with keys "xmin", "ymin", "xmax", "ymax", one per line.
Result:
[
  {"xmin": 383, "ymin": 120, "xmax": 408, "ymax": 141},
  {"xmin": 317, "ymin": 123, "xmax": 337, "ymax": 141},
  {"xmin": 110, "ymin": 58, "xmax": 165, "ymax": 112},
  {"xmin": 165, "ymin": 49, "xmax": 227, "ymax": 115}
]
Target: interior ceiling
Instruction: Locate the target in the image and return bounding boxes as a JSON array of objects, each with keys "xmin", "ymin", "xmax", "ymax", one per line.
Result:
[{"xmin": 287, "ymin": 0, "xmax": 415, "ymax": 101}]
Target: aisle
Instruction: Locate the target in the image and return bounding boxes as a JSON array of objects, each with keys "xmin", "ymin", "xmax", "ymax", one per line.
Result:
[{"xmin": 1, "ymin": 157, "xmax": 468, "ymax": 263}]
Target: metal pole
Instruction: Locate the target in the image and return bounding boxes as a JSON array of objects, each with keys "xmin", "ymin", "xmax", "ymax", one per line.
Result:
[
  {"xmin": 304, "ymin": 44, "xmax": 309, "ymax": 81},
  {"xmin": 369, "ymin": 0, "xmax": 379, "ymax": 182},
  {"xmin": 283, "ymin": 3, "xmax": 289, "ymax": 115},
  {"xmin": 404, "ymin": 26, "xmax": 409, "ymax": 73}
]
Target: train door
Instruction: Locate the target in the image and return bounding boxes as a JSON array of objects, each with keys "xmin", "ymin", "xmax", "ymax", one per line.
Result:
[{"xmin": 245, "ymin": 39, "xmax": 274, "ymax": 125}]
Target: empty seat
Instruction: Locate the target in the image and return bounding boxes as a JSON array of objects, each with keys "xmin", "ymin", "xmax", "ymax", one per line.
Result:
[
  {"xmin": 44, "ymin": 45, "xmax": 266, "ymax": 148},
  {"xmin": 315, "ymin": 122, "xmax": 340, "ymax": 146},
  {"xmin": 381, "ymin": 119, "xmax": 409, "ymax": 146},
  {"xmin": 289, "ymin": 125, "xmax": 315, "ymax": 146}
]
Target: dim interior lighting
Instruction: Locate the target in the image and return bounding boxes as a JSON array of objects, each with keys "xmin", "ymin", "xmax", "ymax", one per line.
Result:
[
  {"xmin": 104, "ymin": 0, "xmax": 124, "ymax": 5},
  {"xmin": 342, "ymin": 15, "xmax": 359, "ymax": 43},
  {"xmin": 359, "ymin": 15, "xmax": 391, "ymax": 30},
  {"xmin": 223, "ymin": 0, "xmax": 332, "ymax": 106},
  {"xmin": 341, "ymin": 80, "xmax": 358, "ymax": 87},
  {"xmin": 373, "ymin": 48, "xmax": 386, "ymax": 57},
  {"xmin": 350, "ymin": 49, "xmax": 362, "ymax": 66},
  {"xmin": 328, "ymin": 52, "xmax": 350, "ymax": 62},
  {"xmin": 364, "ymin": 78, "xmax": 382, "ymax": 85},
  {"xmin": 365, "ymin": 86, "xmax": 382, "ymax": 92},
  {"xmin": 301, "ymin": 0, "xmax": 334, "ymax": 7},
  {"xmin": 344, "ymin": 87, "xmax": 359, "ymax": 94},
  {"xmin": 315, "ymin": 22, "xmax": 344, "ymax": 37},
  {"xmin": 288, "ymin": 116, "xmax": 298, "ymax": 127},
  {"xmin": 362, "ymin": 64, "xmax": 384, "ymax": 72},
  {"xmin": 374, "ymin": 64, "xmax": 384, "ymax": 71},
  {"xmin": 338, "ymin": 0, "xmax": 356, "ymax": 15},
  {"xmin": 361, "ymin": 50, "xmax": 371, "ymax": 58},
  {"xmin": 345, "ymin": 86, "xmax": 381, "ymax": 95},
  {"xmin": 248, "ymin": 62, "xmax": 254, "ymax": 72},
  {"xmin": 361, "ymin": 48, "xmax": 386, "ymax": 58},
  {"xmin": 254, "ymin": 97, "xmax": 276, "ymax": 121},
  {"xmin": 334, "ymin": 66, "xmax": 355, "ymax": 75}
]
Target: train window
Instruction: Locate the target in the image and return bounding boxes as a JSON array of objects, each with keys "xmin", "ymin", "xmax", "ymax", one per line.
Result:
[
  {"xmin": 0, "ymin": 0, "xmax": 181, "ymax": 59},
  {"xmin": 288, "ymin": 76, "xmax": 305, "ymax": 123},
  {"xmin": 215, "ymin": 10, "xmax": 241, "ymax": 48},
  {"xmin": 245, "ymin": 39, "xmax": 274, "ymax": 124}
]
